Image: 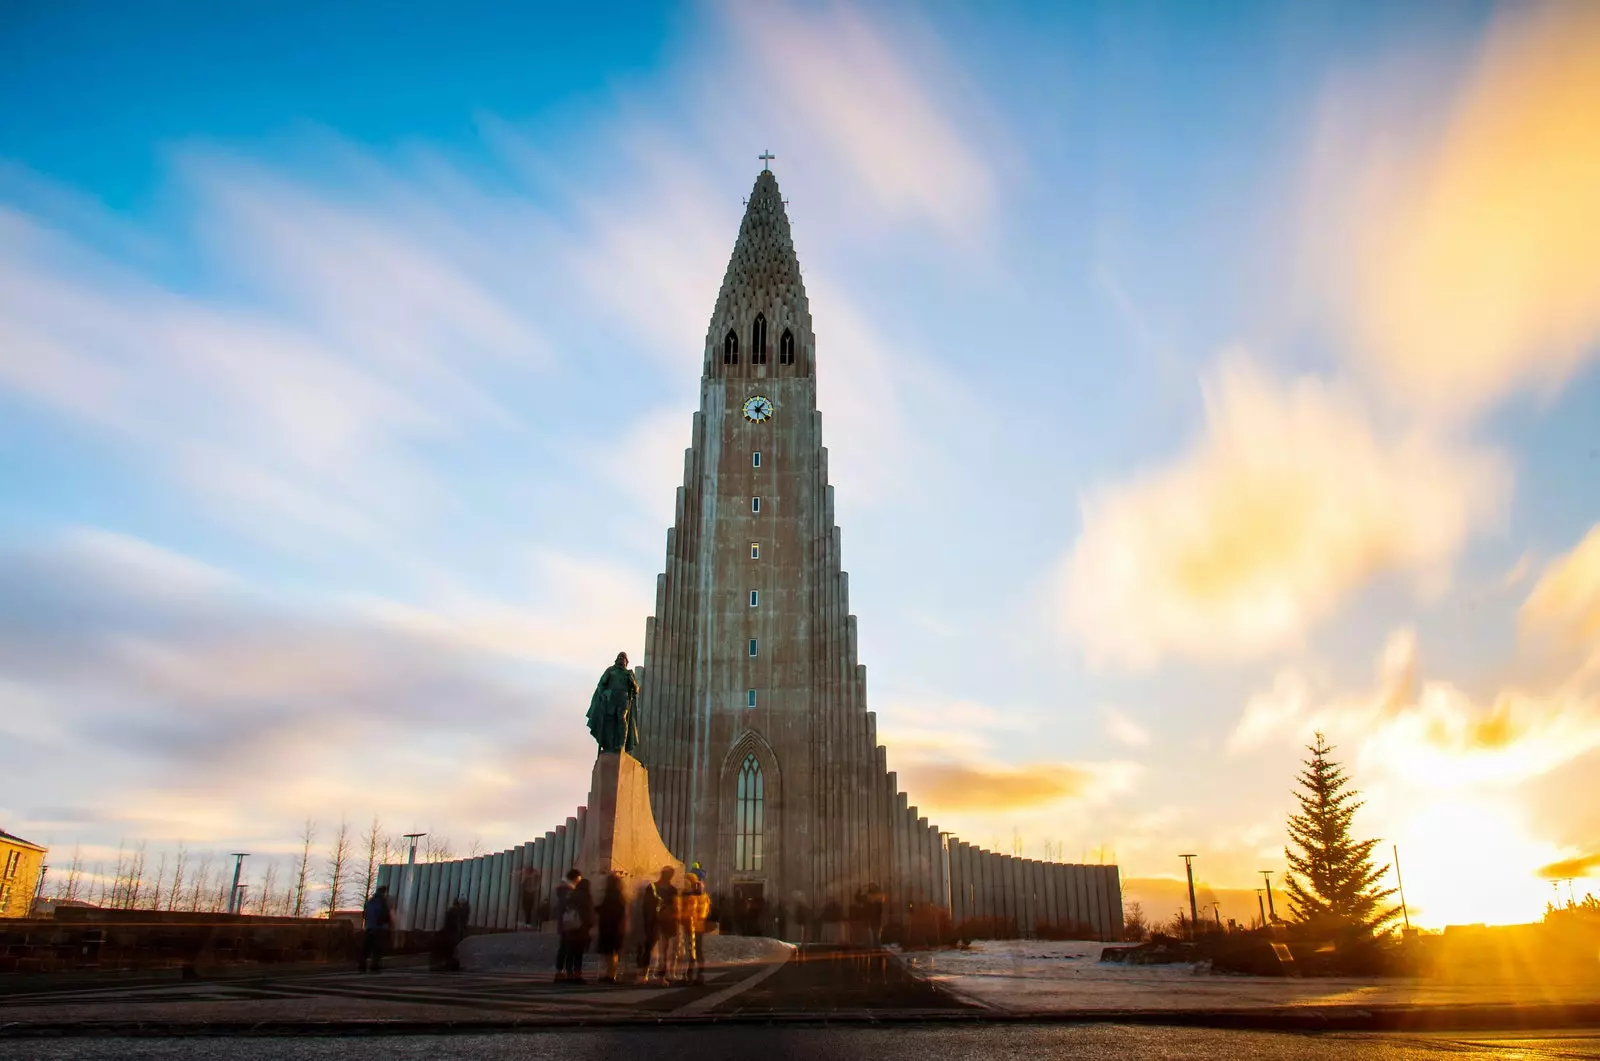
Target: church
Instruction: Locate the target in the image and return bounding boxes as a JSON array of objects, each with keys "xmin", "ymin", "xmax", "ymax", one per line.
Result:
[{"xmin": 379, "ymin": 166, "xmax": 1122, "ymax": 941}]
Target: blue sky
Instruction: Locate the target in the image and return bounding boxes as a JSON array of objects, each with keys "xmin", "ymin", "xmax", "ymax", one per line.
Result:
[{"xmin": 3, "ymin": 0, "xmax": 1598, "ymax": 926}]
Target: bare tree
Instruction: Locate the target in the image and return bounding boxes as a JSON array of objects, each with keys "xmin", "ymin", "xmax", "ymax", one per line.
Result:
[
  {"xmin": 108, "ymin": 841, "xmax": 128, "ymax": 908},
  {"xmin": 359, "ymin": 816, "xmax": 385, "ymax": 904},
  {"xmin": 292, "ymin": 819, "xmax": 316, "ymax": 917},
  {"xmin": 467, "ymin": 837, "xmax": 484, "ymax": 859},
  {"xmin": 164, "ymin": 843, "xmax": 188, "ymax": 911},
  {"xmin": 256, "ymin": 860, "xmax": 279, "ymax": 915},
  {"xmin": 54, "ymin": 845, "xmax": 84, "ymax": 902},
  {"xmin": 189, "ymin": 852, "xmax": 214, "ymax": 912},
  {"xmin": 324, "ymin": 817, "xmax": 352, "ymax": 917},
  {"xmin": 89, "ymin": 862, "xmax": 106, "ymax": 907},
  {"xmin": 148, "ymin": 851, "xmax": 169, "ymax": 912},
  {"xmin": 422, "ymin": 834, "xmax": 454, "ymax": 863},
  {"xmin": 125, "ymin": 842, "xmax": 147, "ymax": 910},
  {"xmin": 1123, "ymin": 900, "xmax": 1149, "ymax": 941}
]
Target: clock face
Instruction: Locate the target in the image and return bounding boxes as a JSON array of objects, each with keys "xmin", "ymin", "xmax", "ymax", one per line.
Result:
[{"xmin": 742, "ymin": 395, "xmax": 774, "ymax": 423}]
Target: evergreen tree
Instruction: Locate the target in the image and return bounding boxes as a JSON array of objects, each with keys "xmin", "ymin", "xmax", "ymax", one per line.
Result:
[{"xmin": 1283, "ymin": 733, "xmax": 1399, "ymax": 935}]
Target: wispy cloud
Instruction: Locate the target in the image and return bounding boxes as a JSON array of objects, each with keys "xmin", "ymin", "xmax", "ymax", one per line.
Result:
[
  {"xmin": 1229, "ymin": 621, "xmax": 1600, "ymax": 790},
  {"xmin": 1304, "ymin": 1, "xmax": 1600, "ymax": 417},
  {"xmin": 0, "ymin": 530, "xmax": 626, "ymax": 846},
  {"xmin": 1059, "ymin": 359, "xmax": 1508, "ymax": 668}
]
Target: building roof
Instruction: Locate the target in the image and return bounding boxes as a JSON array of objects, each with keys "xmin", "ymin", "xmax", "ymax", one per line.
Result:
[
  {"xmin": 705, "ymin": 168, "xmax": 814, "ymax": 368},
  {"xmin": 0, "ymin": 828, "xmax": 45, "ymax": 851}
]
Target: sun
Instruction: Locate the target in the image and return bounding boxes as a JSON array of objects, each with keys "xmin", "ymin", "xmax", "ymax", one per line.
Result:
[{"xmin": 1388, "ymin": 798, "xmax": 1565, "ymax": 928}]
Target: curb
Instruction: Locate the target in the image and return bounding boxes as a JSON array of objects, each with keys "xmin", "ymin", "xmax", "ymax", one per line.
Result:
[{"xmin": 3, "ymin": 1001, "xmax": 1599, "ymax": 1037}]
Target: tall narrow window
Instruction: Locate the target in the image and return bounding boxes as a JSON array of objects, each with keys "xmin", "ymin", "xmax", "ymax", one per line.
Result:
[
  {"xmin": 746, "ymin": 688, "xmax": 757, "ymax": 708},
  {"xmin": 750, "ymin": 542, "xmax": 760, "ymax": 559},
  {"xmin": 734, "ymin": 753, "xmax": 765, "ymax": 871},
  {"xmin": 723, "ymin": 330, "xmax": 739, "ymax": 365},
  {"xmin": 751, "ymin": 496, "xmax": 760, "ymax": 513},
  {"xmin": 748, "ymin": 638, "xmax": 758, "ymax": 657},
  {"xmin": 750, "ymin": 589, "xmax": 759, "ymax": 607},
  {"xmin": 779, "ymin": 329, "xmax": 795, "ymax": 365},
  {"xmin": 751, "ymin": 314, "xmax": 768, "ymax": 364},
  {"xmin": 752, "ymin": 451, "xmax": 761, "ymax": 468}
]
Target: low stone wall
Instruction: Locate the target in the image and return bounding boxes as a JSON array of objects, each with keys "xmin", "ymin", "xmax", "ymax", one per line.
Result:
[{"xmin": 0, "ymin": 910, "xmax": 355, "ymax": 975}]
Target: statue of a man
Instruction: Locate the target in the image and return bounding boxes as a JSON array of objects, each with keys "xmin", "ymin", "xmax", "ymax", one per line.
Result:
[{"xmin": 587, "ymin": 651, "xmax": 640, "ymax": 755}]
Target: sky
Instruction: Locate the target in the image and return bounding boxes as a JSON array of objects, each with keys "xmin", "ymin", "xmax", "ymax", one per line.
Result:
[{"xmin": 2, "ymin": 0, "xmax": 1598, "ymax": 929}]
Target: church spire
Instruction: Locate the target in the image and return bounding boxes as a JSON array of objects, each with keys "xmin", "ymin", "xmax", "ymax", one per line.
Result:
[{"xmin": 705, "ymin": 167, "xmax": 813, "ymax": 378}]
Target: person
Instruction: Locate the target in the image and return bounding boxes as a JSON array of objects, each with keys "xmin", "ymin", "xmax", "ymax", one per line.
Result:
[
  {"xmin": 682, "ymin": 870, "xmax": 710, "ymax": 985},
  {"xmin": 595, "ymin": 873, "xmax": 628, "ymax": 983},
  {"xmin": 553, "ymin": 869, "xmax": 581, "ymax": 982},
  {"xmin": 586, "ymin": 651, "xmax": 640, "ymax": 754},
  {"xmin": 636, "ymin": 872, "xmax": 661, "ymax": 980},
  {"xmin": 432, "ymin": 896, "xmax": 469, "ymax": 972},
  {"xmin": 652, "ymin": 866, "xmax": 681, "ymax": 983},
  {"xmin": 518, "ymin": 866, "xmax": 542, "ymax": 930},
  {"xmin": 561, "ymin": 876, "xmax": 595, "ymax": 983},
  {"xmin": 864, "ymin": 883, "xmax": 886, "ymax": 947},
  {"xmin": 358, "ymin": 885, "xmax": 392, "ymax": 973}
]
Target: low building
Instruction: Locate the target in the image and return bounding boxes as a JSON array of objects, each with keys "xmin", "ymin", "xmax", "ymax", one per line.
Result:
[{"xmin": 0, "ymin": 829, "xmax": 47, "ymax": 918}]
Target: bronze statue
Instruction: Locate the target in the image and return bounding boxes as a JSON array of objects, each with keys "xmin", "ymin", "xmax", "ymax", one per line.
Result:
[{"xmin": 587, "ymin": 651, "xmax": 640, "ymax": 754}]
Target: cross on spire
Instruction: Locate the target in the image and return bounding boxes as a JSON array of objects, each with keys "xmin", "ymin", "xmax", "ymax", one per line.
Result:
[{"xmin": 759, "ymin": 150, "xmax": 775, "ymax": 172}]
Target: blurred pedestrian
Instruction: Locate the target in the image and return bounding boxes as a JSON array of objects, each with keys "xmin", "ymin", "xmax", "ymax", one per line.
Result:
[
  {"xmin": 432, "ymin": 896, "xmax": 469, "ymax": 972},
  {"xmin": 595, "ymin": 873, "xmax": 628, "ymax": 983},
  {"xmin": 357, "ymin": 885, "xmax": 392, "ymax": 973},
  {"xmin": 553, "ymin": 869, "xmax": 581, "ymax": 982},
  {"xmin": 652, "ymin": 866, "xmax": 681, "ymax": 982},
  {"xmin": 682, "ymin": 869, "xmax": 710, "ymax": 985},
  {"xmin": 519, "ymin": 866, "xmax": 542, "ymax": 930},
  {"xmin": 561, "ymin": 876, "xmax": 595, "ymax": 983}
]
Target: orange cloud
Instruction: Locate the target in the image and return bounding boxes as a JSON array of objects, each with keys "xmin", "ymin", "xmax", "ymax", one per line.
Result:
[
  {"xmin": 1061, "ymin": 361, "xmax": 1507, "ymax": 667},
  {"xmin": 1316, "ymin": 2, "xmax": 1600, "ymax": 415},
  {"xmin": 1538, "ymin": 851, "xmax": 1600, "ymax": 881},
  {"xmin": 903, "ymin": 762, "xmax": 1095, "ymax": 811}
]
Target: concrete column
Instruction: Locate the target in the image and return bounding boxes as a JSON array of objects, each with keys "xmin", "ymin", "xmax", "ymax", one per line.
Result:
[
  {"xmin": 419, "ymin": 863, "xmax": 441, "ymax": 932},
  {"xmin": 484, "ymin": 852, "xmax": 505, "ymax": 930},
  {"xmin": 1101, "ymin": 865, "xmax": 1120, "ymax": 940},
  {"xmin": 467, "ymin": 856, "xmax": 487, "ymax": 928},
  {"xmin": 951, "ymin": 842, "xmax": 969, "ymax": 926},
  {"xmin": 431, "ymin": 861, "xmax": 454, "ymax": 930},
  {"xmin": 1036, "ymin": 861, "xmax": 1051, "ymax": 936},
  {"xmin": 1107, "ymin": 865, "xmax": 1123, "ymax": 940},
  {"xmin": 443, "ymin": 861, "xmax": 463, "ymax": 923},
  {"xmin": 1084, "ymin": 863, "xmax": 1103, "ymax": 941}
]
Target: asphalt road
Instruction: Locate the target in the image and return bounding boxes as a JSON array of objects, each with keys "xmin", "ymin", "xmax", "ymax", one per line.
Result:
[{"xmin": 3, "ymin": 1025, "xmax": 1598, "ymax": 1060}]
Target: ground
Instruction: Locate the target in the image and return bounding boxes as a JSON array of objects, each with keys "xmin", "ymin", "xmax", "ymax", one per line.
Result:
[
  {"xmin": 2, "ymin": 1026, "xmax": 1599, "ymax": 1060},
  {"xmin": 901, "ymin": 940, "xmax": 1600, "ymax": 1015}
]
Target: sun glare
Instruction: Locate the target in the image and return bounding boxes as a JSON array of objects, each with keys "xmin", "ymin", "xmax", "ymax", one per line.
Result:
[{"xmin": 1391, "ymin": 798, "xmax": 1565, "ymax": 928}]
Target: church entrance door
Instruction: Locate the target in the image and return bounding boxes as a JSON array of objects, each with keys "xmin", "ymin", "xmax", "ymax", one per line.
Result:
[{"xmin": 732, "ymin": 881, "xmax": 766, "ymax": 936}]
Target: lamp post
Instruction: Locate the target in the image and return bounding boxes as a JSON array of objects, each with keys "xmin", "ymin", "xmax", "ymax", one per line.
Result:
[
  {"xmin": 1179, "ymin": 855, "xmax": 1199, "ymax": 940},
  {"xmin": 226, "ymin": 854, "xmax": 249, "ymax": 915},
  {"xmin": 401, "ymin": 833, "xmax": 426, "ymax": 934},
  {"xmin": 1260, "ymin": 870, "xmax": 1277, "ymax": 924}
]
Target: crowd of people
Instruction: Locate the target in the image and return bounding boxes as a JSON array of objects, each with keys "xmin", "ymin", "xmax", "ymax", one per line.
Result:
[
  {"xmin": 360, "ymin": 867, "xmax": 911, "ymax": 981},
  {"xmin": 551, "ymin": 864, "xmax": 710, "ymax": 985}
]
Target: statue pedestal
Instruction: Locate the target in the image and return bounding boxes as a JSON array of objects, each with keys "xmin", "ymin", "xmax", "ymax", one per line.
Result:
[{"xmin": 578, "ymin": 752, "xmax": 682, "ymax": 887}]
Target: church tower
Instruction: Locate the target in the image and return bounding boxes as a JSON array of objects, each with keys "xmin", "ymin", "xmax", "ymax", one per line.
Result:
[
  {"xmin": 377, "ymin": 166, "xmax": 1123, "ymax": 942},
  {"xmin": 635, "ymin": 165, "xmax": 884, "ymax": 910}
]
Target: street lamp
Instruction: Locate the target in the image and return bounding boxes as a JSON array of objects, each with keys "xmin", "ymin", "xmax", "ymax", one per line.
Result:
[
  {"xmin": 1179, "ymin": 855, "xmax": 1199, "ymax": 940},
  {"xmin": 400, "ymin": 833, "xmax": 427, "ymax": 934},
  {"xmin": 1260, "ymin": 870, "xmax": 1277, "ymax": 924},
  {"xmin": 227, "ymin": 854, "xmax": 249, "ymax": 915}
]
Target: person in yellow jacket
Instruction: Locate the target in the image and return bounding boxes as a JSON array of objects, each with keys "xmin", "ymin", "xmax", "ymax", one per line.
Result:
[{"xmin": 681, "ymin": 870, "xmax": 711, "ymax": 985}]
